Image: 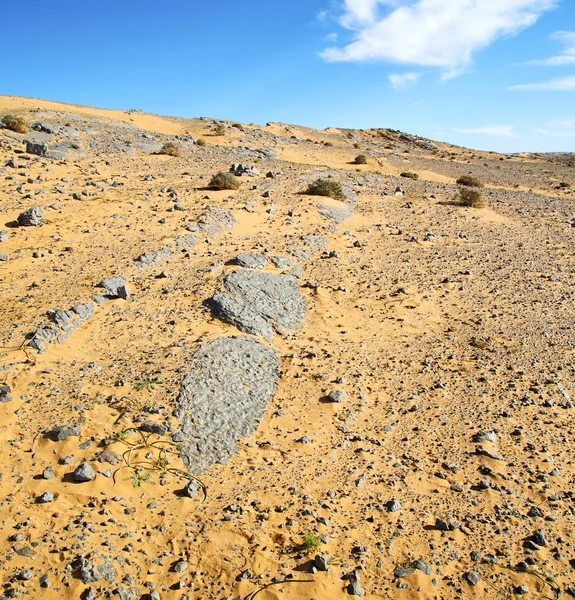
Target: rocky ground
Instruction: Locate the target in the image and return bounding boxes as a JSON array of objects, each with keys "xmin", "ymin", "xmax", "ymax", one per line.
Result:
[{"xmin": 0, "ymin": 95, "xmax": 575, "ymax": 600}]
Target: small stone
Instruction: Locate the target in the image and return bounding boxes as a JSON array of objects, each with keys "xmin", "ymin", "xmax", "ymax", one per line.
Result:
[
  {"xmin": 314, "ymin": 554, "xmax": 329, "ymax": 571},
  {"xmin": 183, "ymin": 479, "xmax": 200, "ymax": 499},
  {"xmin": 472, "ymin": 431, "xmax": 497, "ymax": 443},
  {"xmin": 99, "ymin": 275, "xmax": 130, "ymax": 300},
  {"xmin": 0, "ymin": 384, "xmax": 12, "ymax": 403},
  {"xmin": 173, "ymin": 561, "xmax": 189, "ymax": 573},
  {"xmin": 46, "ymin": 425, "xmax": 81, "ymax": 441},
  {"xmin": 347, "ymin": 582, "xmax": 365, "ymax": 597},
  {"xmin": 17, "ymin": 206, "xmax": 44, "ymax": 227},
  {"xmin": 466, "ymin": 570, "xmax": 481, "ymax": 586},
  {"xmin": 385, "ymin": 498, "xmax": 401, "ymax": 512},
  {"xmin": 37, "ymin": 492, "xmax": 54, "ymax": 503},
  {"xmin": 327, "ymin": 390, "xmax": 347, "ymax": 403},
  {"xmin": 73, "ymin": 463, "xmax": 95, "ymax": 482},
  {"xmin": 514, "ymin": 585, "xmax": 529, "ymax": 595}
]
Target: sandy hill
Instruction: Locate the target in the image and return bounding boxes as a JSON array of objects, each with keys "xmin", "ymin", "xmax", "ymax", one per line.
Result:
[{"xmin": 0, "ymin": 95, "xmax": 574, "ymax": 600}]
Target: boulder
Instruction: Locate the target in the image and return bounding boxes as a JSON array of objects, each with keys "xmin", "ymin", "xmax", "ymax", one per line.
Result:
[
  {"xmin": 210, "ymin": 270, "xmax": 306, "ymax": 339},
  {"xmin": 176, "ymin": 336, "xmax": 280, "ymax": 473}
]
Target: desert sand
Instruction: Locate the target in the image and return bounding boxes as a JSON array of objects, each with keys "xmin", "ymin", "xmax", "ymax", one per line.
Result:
[{"xmin": 0, "ymin": 95, "xmax": 574, "ymax": 600}]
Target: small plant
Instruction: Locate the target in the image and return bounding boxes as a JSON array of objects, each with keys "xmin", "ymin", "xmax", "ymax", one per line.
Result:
[
  {"xmin": 298, "ymin": 533, "xmax": 322, "ymax": 556},
  {"xmin": 353, "ymin": 142, "xmax": 361, "ymax": 149},
  {"xmin": 232, "ymin": 123, "xmax": 244, "ymax": 131},
  {"xmin": 323, "ymin": 141, "xmax": 333, "ymax": 147},
  {"xmin": 305, "ymin": 178, "xmax": 345, "ymax": 199},
  {"xmin": 456, "ymin": 174, "xmax": 483, "ymax": 187},
  {"xmin": 559, "ymin": 182, "xmax": 570, "ymax": 188},
  {"xmin": 134, "ymin": 376, "xmax": 164, "ymax": 393},
  {"xmin": 196, "ymin": 138, "xmax": 206, "ymax": 147},
  {"xmin": 159, "ymin": 142, "xmax": 181, "ymax": 157},
  {"xmin": 125, "ymin": 466, "xmax": 154, "ymax": 487},
  {"xmin": 400, "ymin": 171, "xmax": 418, "ymax": 180},
  {"xmin": 209, "ymin": 171, "xmax": 240, "ymax": 190},
  {"xmin": 1, "ymin": 115, "xmax": 29, "ymax": 134},
  {"xmin": 70, "ymin": 143, "xmax": 80, "ymax": 150},
  {"xmin": 353, "ymin": 154, "xmax": 367, "ymax": 165},
  {"xmin": 458, "ymin": 187, "xmax": 485, "ymax": 208},
  {"xmin": 214, "ymin": 124, "xmax": 227, "ymax": 136}
]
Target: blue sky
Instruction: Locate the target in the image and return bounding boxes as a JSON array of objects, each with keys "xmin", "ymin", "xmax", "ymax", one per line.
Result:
[{"xmin": 2, "ymin": 0, "xmax": 574, "ymax": 152}]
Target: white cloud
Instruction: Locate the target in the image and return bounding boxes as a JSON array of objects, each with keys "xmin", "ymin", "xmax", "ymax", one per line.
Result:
[
  {"xmin": 456, "ymin": 125, "xmax": 517, "ymax": 137},
  {"xmin": 538, "ymin": 118, "xmax": 575, "ymax": 136},
  {"xmin": 526, "ymin": 30, "xmax": 575, "ymax": 65},
  {"xmin": 388, "ymin": 71, "xmax": 422, "ymax": 88},
  {"xmin": 509, "ymin": 75, "xmax": 575, "ymax": 90},
  {"xmin": 321, "ymin": 0, "xmax": 556, "ymax": 75}
]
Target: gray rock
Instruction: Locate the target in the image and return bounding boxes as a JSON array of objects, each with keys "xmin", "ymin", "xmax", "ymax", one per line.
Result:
[
  {"xmin": 37, "ymin": 492, "xmax": 54, "ymax": 503},
  {"xmin": 472, "ymin": 431, "xmax": 497, "ymax": 443},
  {"xmin": 314, "ymin": 554, "xmax": 329, "ymax": 571},
  {"xmin": 46, "ymin": 424, "xmax": 80, "ymax": 441},
  {"xmin": 17, "ymin": 206, "xmax": 44, "ymax": 227},
  {"xmin": 100, "ymin": 276, "xmax": 130, "ymax": 299},
  {"xmin": 466, "ymin": 570, "xmax": 481, "ymax": 586},
  {"xmin": 176, "ymin": 336, "xmax": 280, "ymax": 473},
  {"xmin": 0, "ymin": 230, "xmax": 8, "ymax": 242},
  {"xmin": 136, "ymin": 246, "xmax": 171, "ymax": 268},
  {"xmin": 386, "ymin": 498, "xmax": 401, "ymax": 512},
  {"xmin": 230, "ymin": 163, "xmax": 260, "ymax": 177},
  {"xmin": 327, "ymin": 389, "xmax": 346, "ymax": 403},
  {"xmin": 182, "ymin": 479, "xmax": 200, "ymax": 498},
  {"xmin": 78, "ymin": 554, "xmax": 117, "ymax": 584},
  {"xmin": 413, "ymin": 558, "xmax": 432, "ymax": 576},
  {"xmin": 173, "ymin": 561, "xmax": 189, "ymax": 573},
  {"xmin": 347, "ymin": 582, "xmax": 365, "ymax": 597},
  {"xmin": 196, "ymin": 206, "xmax": 235, "ymax": 236},
  {"xmin": 236, "ymin": 253, "xmax": 267, "ymax": 269},
  {"xmin": 0, "ymin": 384, "xmax": 12, "ymax": 403},
  {"xmin": 73, "ymin": 463, "xmax": 95, "ymax": 482},
  {"xmin": 269, "ymin": 255, "xmax": 295, "ymax": 269},
  {"xmin": 26, "ymin": 141, "xmax": 48, "ymax": 157},
  {"xmin": 210, "ymin": 270, "xmax": 306, "ymax": 339}
]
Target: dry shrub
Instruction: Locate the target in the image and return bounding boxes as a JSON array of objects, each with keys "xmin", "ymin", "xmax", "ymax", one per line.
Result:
[
  {"xmin": 159, "ymin": 142, "xmax": 181, "ymax": 157},
  {"xmin": 459, "ymin": 187, "xmax": 485, "ymax": 208},
  {"xmin": 353, "ymin": 154, "xmax": 367, "ymax": 165},
  {"xmin": 305, "ymin": 178, "xmax": 345, "ymax": 199},
  {"xmin": 1, "ymin": 115, "xmax": 29, "ymax": 134},
  {"xmin": 209, "ymin": 171, "xmax": 240, "ymax": 190},
  {"xmin": 456, "ymin": 174, "xmax": 483, "ymax": 187}
]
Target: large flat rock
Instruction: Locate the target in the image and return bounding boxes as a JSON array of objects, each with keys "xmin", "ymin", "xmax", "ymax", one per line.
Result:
[
  {"xmin": 176, "ymin": 336, "xmax": 280, "ymax": 474},
  {"xmin": 210, "ymin": 270, "xmax": 306, "ymax": 339}
]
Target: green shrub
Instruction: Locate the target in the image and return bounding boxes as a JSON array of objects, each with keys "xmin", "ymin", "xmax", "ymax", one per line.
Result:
[
  {"xmin": 196, "ymin": 138, "xmax": 206, "ymax": 147},
  {"xmin": 298, "ymin": 533, "xmax": 322, "ymax": 556},
  {"xmin": 456, "ymin": 174, "xmax": 483, "ymax": 187},
  {"xmin": 400, "ymin": 171, "xmax": 418, "ymax": 180},
  {"xmin": 458, "ymin": 187, "xmax": 485, "ymax": 208},
  {"xmin": 159, "ymin": 142, "xmax": 181, "ymax": 157},
  {"xmin": 1, "ymin": 115, "xmax": 29, "ymax": 134},
  {"xmin": 559, "ymin": 181, "xmax": 570, "ymax": 188},
  {"xmin": 214, "ymin": 124, "xmax": 227, "ymax": 136},
  {"xmin": 305, "ymin": 178, "xmax": 345, "ymax": 199},
  {"xmin": 353, "ymin": 154, "xmax": 367, "ymax": 165},
  {"xmin": 209, "ymin": 171, "xmax": 240, "ymax": 190}
]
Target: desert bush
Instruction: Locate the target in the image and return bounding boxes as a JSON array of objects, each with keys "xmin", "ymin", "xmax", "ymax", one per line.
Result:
[
  {"xmin": 298, "ymin": 533, "xmax": 322, "ymax": 556},
  {"xmin": 1, "ymin": 115, "xmax": 29, "ymax": 134},
  {"xmin": 232, "ymin": 123, "xmax": 244, "ymax": 131},
  {"xmin": 353, "ymin": 142, "xmax": 361, "ymax": 149},
  {"xmin": 400, "ymin": 171, "xmax": 418, "ymax": 180},
  {"xmin": 353, "ymin": 154, "xmax": 367, "ymax": 165},
  {"xmin": 159, "ymin": 142, "xmax": 181, "ymax": 157},
  {"xmin": 323, "ymin": 141, "xmax": 333, "ymax": 147},
  {"xmin": 456, "ymin": 174, "xmax": 483, "ymax": 187},
  {"xmin": 305, "ymin": 178, "xmax": 345, "ymax": 199},
  {"xmin": 196, "ymin": 138, "xmax": 206, "ymax": 147},
  {"xmin": 214, "ymin": 124, "xmax": 227, "ymax": 136},
  {"xmin": 559, "ymin": 181, "xmax": 570, "ymax": 188},
  {"xmin": 458, "ymin": 187, "xmax": 485, "ymax": 208},
  {"xmin": 209, "ymin": 171, "xmax": 240, "ymax": 190}
]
